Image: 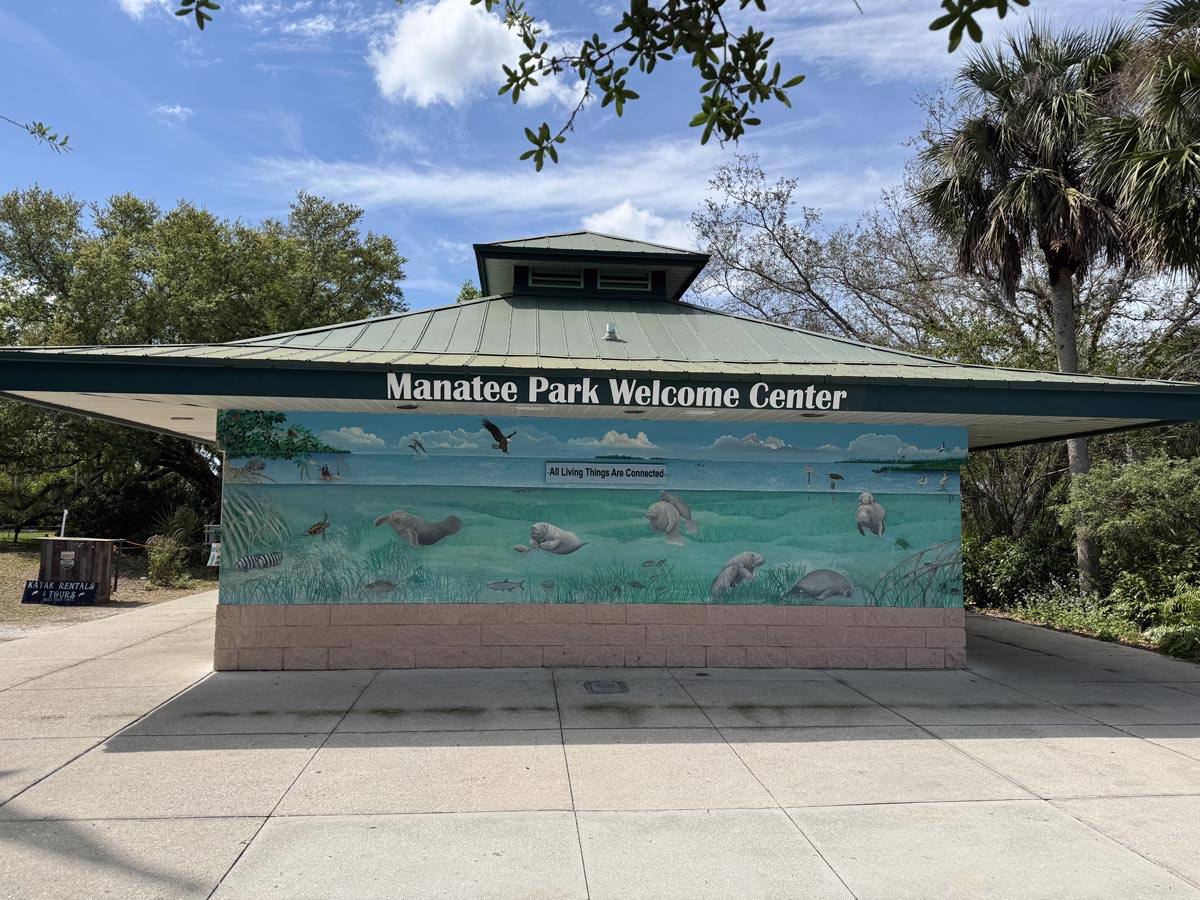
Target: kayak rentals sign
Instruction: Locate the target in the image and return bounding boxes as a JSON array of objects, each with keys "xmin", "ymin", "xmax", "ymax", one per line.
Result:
[{"xmin": 386, "ymin": 372, "xmax": 850, "ymax": 412}]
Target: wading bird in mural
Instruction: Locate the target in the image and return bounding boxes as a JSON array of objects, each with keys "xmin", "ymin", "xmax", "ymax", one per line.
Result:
[{"xmin": 482, "ymin": 418, "xmax": 517, "ymax": 453}]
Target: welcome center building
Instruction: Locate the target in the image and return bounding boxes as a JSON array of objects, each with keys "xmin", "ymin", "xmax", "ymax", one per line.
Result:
[{"xmin": 4, "ymin": 232, "xmax": 1200, "ymax": 671}]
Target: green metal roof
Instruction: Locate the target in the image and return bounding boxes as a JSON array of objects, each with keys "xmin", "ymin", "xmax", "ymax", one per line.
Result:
[
  {"xmin": 2, "ymin": 292, "xmax": 1200, "ymax": 450},
  {"xmin": 2, "ymin": 229, "xmax": 1200, "ymax": 450},
  {"xmin": 475, "ymin": 230, "xmax": 698, "ymax": 255},
  {"xmin": 473, "ymin": 230, "xmax": 709, "ymax": 298}
]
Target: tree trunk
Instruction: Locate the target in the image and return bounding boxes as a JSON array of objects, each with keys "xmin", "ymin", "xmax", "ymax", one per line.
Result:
[{"xmin": 1049, "ymin": 263, "xmax": 1100, "ymax": 593}]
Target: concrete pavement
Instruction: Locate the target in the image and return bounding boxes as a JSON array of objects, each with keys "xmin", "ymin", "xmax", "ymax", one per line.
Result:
[{"xmin": 2, "ymin": 593, "xmax": 1200, "ymax": 898}]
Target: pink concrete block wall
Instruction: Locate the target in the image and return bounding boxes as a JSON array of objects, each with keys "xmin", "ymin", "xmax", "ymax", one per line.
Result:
[{"xmin": 213, "ymin": 604, "xmax": 966, "ymax": 671}]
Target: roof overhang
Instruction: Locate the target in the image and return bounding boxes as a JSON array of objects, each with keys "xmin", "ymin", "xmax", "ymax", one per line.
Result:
[{"xmin": 2, "ymin": 350, "xmax": 1196, "ymax": 451}]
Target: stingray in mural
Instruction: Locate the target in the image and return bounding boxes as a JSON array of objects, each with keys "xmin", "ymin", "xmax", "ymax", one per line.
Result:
[
  {"xmin": 784, "ymin": 569, "xmax": 854, "ymax": 602},
  {"xmin": 855, "ymin": 492, "xmax": 886, "ymax": 536},
  {"xmin": 660, "ymin": 490, "xmax": 698, "ymax": 534},
  {"xmin": 646, "ymin": 501, "xmax": 686, "ymax": 546},
  {"xmin": 481, "ymin": 418, "xmax": 517, "ymax": 453},
  {"xmin": 528, "ymin": 522, "xmax": 588, "ymax": 554},
  {"xmin": 374, "ymin": 510, "xmax": 463, "ymax": 547},
  {"xmin": 710, "ymin": 551, "xmax": 766, "ymax": 599}
]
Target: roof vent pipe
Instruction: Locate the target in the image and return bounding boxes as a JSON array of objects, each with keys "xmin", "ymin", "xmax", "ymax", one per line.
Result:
[{"xmin": 603, "ymin": 322, "xmax": 620, "ymax": 342}]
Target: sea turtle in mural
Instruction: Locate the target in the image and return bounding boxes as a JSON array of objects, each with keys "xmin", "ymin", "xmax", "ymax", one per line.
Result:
[
  {"xmin": 305, "ymin": 511, "xmax": 331, "ymax": 541},
  {"xmin": 784, "ymin": 569, "xmax": 854, "ymax": 602},
  {"xmin": 710, "ymin": 551, "xmax": 766, "ymax": 599},
  {"xmin": 855, "ymin": 492, "xmax": 886, "ymax": 537}
]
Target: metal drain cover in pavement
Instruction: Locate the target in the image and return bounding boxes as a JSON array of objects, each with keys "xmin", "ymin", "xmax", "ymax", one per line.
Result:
[{"xmin": 583, "ymin": 680, "xmax": 629, "ymax": 694}]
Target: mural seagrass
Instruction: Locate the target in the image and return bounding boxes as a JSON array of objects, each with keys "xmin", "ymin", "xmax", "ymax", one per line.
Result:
[{"xmin": 217, "ymin": 411, "xmax": 965, "ymax": 607}]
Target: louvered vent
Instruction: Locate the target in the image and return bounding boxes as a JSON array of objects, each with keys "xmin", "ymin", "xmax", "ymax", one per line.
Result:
[
  {"xmin": 598, "ymin": 271, "xmax": 651, "ymax": 291},
  {"xmin": 529, "ymin": 268, "xmax": 583, "ymax": 288}
]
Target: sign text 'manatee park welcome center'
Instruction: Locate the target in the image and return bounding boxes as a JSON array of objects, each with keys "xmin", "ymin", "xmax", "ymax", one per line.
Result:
[{"xmin": 386, "ymin": 372, "xmax": 851, "ymax": 412}]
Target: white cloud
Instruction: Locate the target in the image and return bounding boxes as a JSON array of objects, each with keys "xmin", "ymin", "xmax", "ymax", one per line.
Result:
[
  {"xmin": 582, "ymin": 201, "xmax": 695, "ymax": 250},
  {"xmin": 568, "ymin": 430, "xmax": 659, "ymax": 450},
  {"xmin": 152, "ymin": 104, "xmax": 195, "ymax": 123},
  {"xmin": 281, "ymin": 13, "xmax": 335, "ymax": 37},
  {"xmin": 708, "ymin": 433, "xmax": 789, "ymax": 452},
  {"xmin": 842, "ymin": 432, "xmax": 965, "ymax": 460},
  {"xmin": 320, "ymin": 426, "xmax": 384, "ymax": 447},
  {"xmin": 403, "ymin": 427, "xmax": 491, "ymax": 450},
  {"xmin": 368, "ymin": 0, "xmax": 581, "ymax": 108},
  {"xmin": 117, "ymin": 0, "xmax": 164, "ymax": 18}
]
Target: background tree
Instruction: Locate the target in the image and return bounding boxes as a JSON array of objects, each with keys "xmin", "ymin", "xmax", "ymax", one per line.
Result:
[
  {"xmin": 0, "ymin": 187, "xmax": 407, "ymax": 539},
  {"xmin": 916, "ymin": 23, "xmax": 1140, "ymax": 590},
  {"xmin": 455, "ymin": 279, "xmax": 484, "ymax": 303}
]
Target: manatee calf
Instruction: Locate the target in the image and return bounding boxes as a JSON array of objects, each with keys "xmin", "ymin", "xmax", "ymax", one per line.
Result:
[
  {"xmin": 374, "ymin": 510, "xmax": 462, "ymax": 548},
  {"xmin": 529, "ymin": 522, "xmax": 587, "ymax": 554},
  {"xmin": 785, "ymin": 569, "xmax": 854, "ymax": 601},
  {"xmin": 710, "ymin": 551, "xmax": 766, "ymax": 599},
  {"xmin": 855, "ymin": 492, "xmax": 886, "ymax": 537},
  {"xmin": 646, "ymin": 500, "xmax": 685, "ymax": 546},
  {"xmin": 660, "ymin": 490, "xmax": 697, "ymax": 534}
]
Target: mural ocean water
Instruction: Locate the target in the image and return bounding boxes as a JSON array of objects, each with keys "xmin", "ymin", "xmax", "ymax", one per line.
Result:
[{"xmin": 218, "ymin": 411, "xmax": 965, "ymax": 607}]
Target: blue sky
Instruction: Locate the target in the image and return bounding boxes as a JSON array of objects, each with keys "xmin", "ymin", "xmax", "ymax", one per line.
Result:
[
  {"xmin": 279, "ymin": 412, "xmax": 967, "ymax": 459},
  {"xmin": 2, "ymin": 0, "xmax": 1133, "ymax": 309}
]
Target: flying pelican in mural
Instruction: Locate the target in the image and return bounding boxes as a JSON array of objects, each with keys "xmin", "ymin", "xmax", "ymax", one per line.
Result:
[
  {"xmin": 482, "ymin": 418, "xmax": 517, "ymax": 454},
  {"xmin": 408, "ymin": 437, "xmax": 427, "ymax": 456}
]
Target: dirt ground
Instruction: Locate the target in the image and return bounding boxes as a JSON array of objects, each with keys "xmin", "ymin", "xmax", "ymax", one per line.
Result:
[{"xmin": 0, "ymin": 536, "xmax": 218, "ymax": 640}]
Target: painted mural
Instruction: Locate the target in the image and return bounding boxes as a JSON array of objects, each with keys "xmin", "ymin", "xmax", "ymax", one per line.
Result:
[{"xmin": 217, "ymin": 410, "xmax": 965, "ymax": 607}]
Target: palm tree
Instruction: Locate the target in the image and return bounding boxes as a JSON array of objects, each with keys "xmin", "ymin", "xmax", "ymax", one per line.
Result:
[
  {"xmin": 918, "ymin": 22, "xmax": 1138, "ymax": 592},
  {"xmin": 1092, "ymin": 0, "xmax": 1200, "ymax": 275}
]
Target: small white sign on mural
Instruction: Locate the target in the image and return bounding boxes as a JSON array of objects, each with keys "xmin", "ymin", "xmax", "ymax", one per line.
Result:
[{"xmin": 545, "ymin": 462, "xmax": 667, "ymax": 485}]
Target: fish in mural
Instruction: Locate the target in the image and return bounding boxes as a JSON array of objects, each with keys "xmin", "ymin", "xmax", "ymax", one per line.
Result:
[
  {"xmin": 641, "ymin": 560, "xmax": 659, "ymax": 567},
  {"xmin": 481, "ymin": 418, "xmax": 517, "ymax": 453},
  {"xmin": 646, "ymin": 501, "xmax": 685, "ymax": 546},
  {"xmin": 659, "ymin": 490, "xmax": 698, "ymax": 534},
  {"xmin": 235, "ymin": 551, "xmax": 282, "ymax": 571},
  {"xmin": 710, "ymin": 551, "xmax": 766, "ymax": 598},
  {"xmin": 487, "ymin": 579, "xmax": 524, "ymax": 592},
  {"xmin": 785, "ymin": 569, "xmax": 854, "ymax": 601},
  {"xmin": 528, "ymin": 522, "xmax": 588, "ymax": 554},
  {"xmin": 511, "ymin": 544, "xmax": 531, "ymax": 553},
  {"xmin": 366, "ymin": 580, "xmax": 397, "ymax": 592},
  {"xmin": 540, "ymin": 581, "xmax": 556, "ymax": 590},
  {"xmin": 628, "ymin": 581, "xmax": 646, "ymax": 588},
  {"xmin": 374, "ymin": 510, "xmax": 463, "ymax": 548},
  {"xmin": 305, "ymin": 511, "xmax": 332, "ymax": 541},
  {"xmin": 895, "ymin": 538, "xmax": 911, "ymax": 549},
  {"xmin": 855, "ymin": 493, "xmax": 886, "ymax": 536}
]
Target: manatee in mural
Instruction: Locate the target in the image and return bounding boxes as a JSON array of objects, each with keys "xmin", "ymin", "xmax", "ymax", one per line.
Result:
[
  {"xmin": 646, "ymin": 501, "xmax": 685, "ymax": 546},
  {"xmin": 855, "ymin": 492, "xmax": 886, "ymax": 536},
  {"xmin": 529, "ymin": 522, "xmax": 588, "ymax": 554},
  {"xmin": 710, "ymin": 551, "xmax": 766, "ymax": 598},
  {"xmin": 659, "ymin": 490, "xmax": 698, "ymax": 534},
  {"xmin": 374, "ymin": 510, "xmax": 463, "ymax": 548},
  {"xmin": 785, "ymin": 569, "xmax": 854, "ymax": 601}
]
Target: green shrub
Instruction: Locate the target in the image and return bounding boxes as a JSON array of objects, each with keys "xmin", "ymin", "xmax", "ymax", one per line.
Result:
[
  {"xmin": 1142, "ymin": 624, "xmax": 1200, "ymax": 662},
  {"xmin": 963, "ymin": 533, "xmax": 1072, "ymax": 608},
  {"xmin": 1008, "ymin": 584, "xmax": 1144, "ymax": 644},
  {"xmin": 147, "ymin": 537, "xmax": 191, "ymax": 588}
]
